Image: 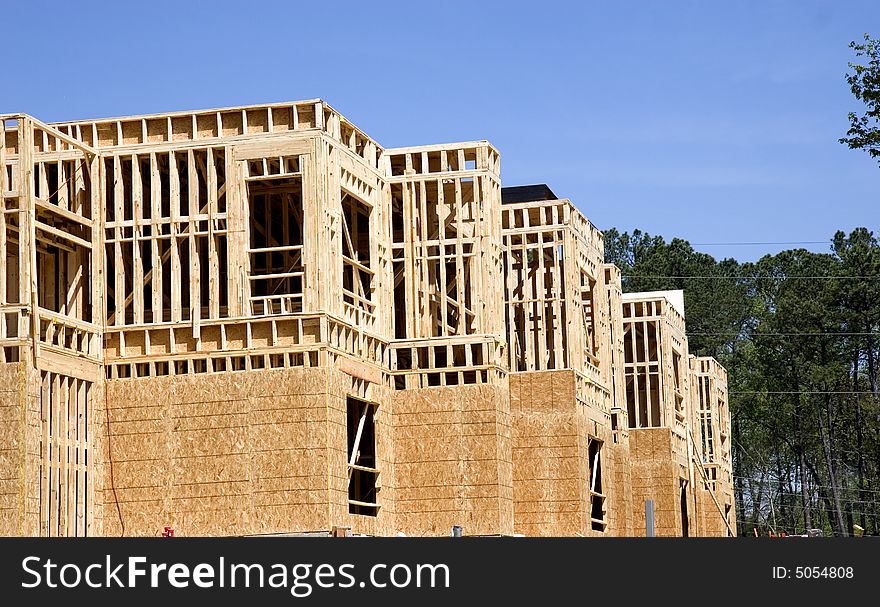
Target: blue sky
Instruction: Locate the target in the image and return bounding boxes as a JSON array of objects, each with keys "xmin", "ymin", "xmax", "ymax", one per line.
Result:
[{"xmin": 3, "ymin": 0, "xmax": 877, "ymax": 261}]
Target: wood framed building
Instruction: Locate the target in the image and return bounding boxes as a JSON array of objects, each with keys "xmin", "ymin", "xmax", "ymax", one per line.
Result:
[
  {"xmin": 620, "ymin": 290, "xmax": 736, "ymax": 536},
  {"xmin": 690, "ymin": 356, "xmax": 735, "ymax": 536},
  {"xmin": 0, "ymin": 101, "xmax": 734, "ymax": 537}
]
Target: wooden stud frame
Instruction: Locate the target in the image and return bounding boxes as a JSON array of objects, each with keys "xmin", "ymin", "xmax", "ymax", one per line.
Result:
[
  {"xmin": 385, "ymin": 141, "xmax": 503, "ymax": 340},
  {"xmin": 501, "ymin": 198, "xmax": 606, "ymax": 376},
  {"xmin": 603, "ymin": 264, "xmax": 628, "ymax": 439},
  {"xmin": 500, "ymin": 197, "xmax": 615, "ymax": 423},
  {"xmin": 689, "ymin": 356, "xmax": 732, "ymax": 489},
  {"xmin": 0, "ymin": 100, "xmax": 739, "ymax": 539},
  {"xmin": 621, "ymin": 293, "xmax": 690, "ymax": 460},
  {"xmin": 2, "ymin": 114, "xmax": 102, "ymax": 536},
  {"xmin": 38, "ymin": 370, "xmax": 93, "ymax": 537}
]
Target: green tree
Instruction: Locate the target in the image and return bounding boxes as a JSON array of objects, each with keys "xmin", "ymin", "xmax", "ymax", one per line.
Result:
[
  {"xmin": 604, "ymin": 229, "xmax": 751, "ymax": 357},
  {"xmin": 831, "ymin": 229, "xmax": 880, "ymax": 532},
  {"xmin": 751, "ymin": 250, "xmax": 849, "ymax": 535},
  {"xmin": 840, "ymin": 34, "xmax": 880, "ymax": 163},
  {"xmin": 605, "ymin": 226, "xmax": 880, "ymax": 535}
]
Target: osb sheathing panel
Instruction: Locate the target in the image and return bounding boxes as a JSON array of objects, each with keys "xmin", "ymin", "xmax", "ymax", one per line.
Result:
[
  {"xmin": 629, "ymin": 427, "xmax": 698, "ymax": 537},
  {"xmin": 103, "ymin": 367, "xmax": 395, "ymax": 537},
  {"xmin": 0, "ymin": 362, "xmax": 104, "ymax": 537},
  {"xmin": 695, "ymin": 486, "xmax": 730, "ymax": 537},
  {"xmin": 694, "ymin": 479, "xmax": 736, "ymax": 537},
  {"xmin": 511, "ymin": 371, "xmax": 620, "ymax": 537},
  {"xmin": 721, "ymin": 482, "xmax": 736, "ymax": 535},
  {"xmin": 0, "ymin": 362, "xmax": 26, "ymax": 536},
  {"xmin": 607, "ymin": 437, "xmax": 634, "ymax": 536},
  {"xmin": 391, "ymin": 383, "xmax": 512, "ymax": 537},
  {"xmin": 329, "ymin": 374, "xmax": 395, "ymax": 538}
]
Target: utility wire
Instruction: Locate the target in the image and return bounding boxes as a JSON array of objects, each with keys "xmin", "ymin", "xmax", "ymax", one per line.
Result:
[
  {"xmin": 688, "ymin": 241, "xmax": 830, "ymax": 246},
  {"xmin": 730, "ymin": 391, "xmax": 878, "ymax": 395},
  {"xmin": 622, "ymin": 275, "xmax": 880, "ymax": 280},
  {"xmin": 734, "ymin": 475, "xmax": 880, "ymax": 496},
  {"xmin": 687, "ymin": 332, "xmax": 880, "ymax": 336}
]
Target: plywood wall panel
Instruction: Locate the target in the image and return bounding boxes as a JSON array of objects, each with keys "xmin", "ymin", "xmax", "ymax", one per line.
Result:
[
  {"xmin": 103, "ymin": 366, "xmax": 396, "ymax": 536},
  {"xmin": 391, "ymin": 383, "xmax": 512, "ymax": 536}
]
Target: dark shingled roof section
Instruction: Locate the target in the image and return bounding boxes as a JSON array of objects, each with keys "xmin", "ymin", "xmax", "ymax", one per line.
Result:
[{"xmin": 500, "ymin": 184, "xmax": 558, "ymax": 204}]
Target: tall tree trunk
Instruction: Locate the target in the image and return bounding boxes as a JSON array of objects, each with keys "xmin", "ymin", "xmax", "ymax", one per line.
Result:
[
  {"xmin": 786, "ymin": 463, "xmax": 798, "ymax": 532},
  {"xmin": 806, "ymin": 460, "xmax": 839, "ymax": 536},
  {"xmin": 817, "ymin": 398, "xmax": 847, "ymax": 535},
  {"xmin": 817, "ymin": 340, "xmax": 847, "ymax": 536},
  {"xmin": 733, "ymin": 414, "xmax": 746, "ymax": 534},
  {"xmin": 749, "ymin": 473, "xmax": 766, "ymax": 529},
  {"xmin": 869, "ymin": 331, "xmax": 879, "ymax": 535},
  {"xmin": 792, "ymin": 382, "xmax": 812, "ymax": 531},
  {"xmin": 797, "ymin": 446, "xmax": 812, "ymax": 531},
  {"xmin": 867, "ymin": 333, "xmax": 877, "ymax": 395},
  {"xmin": 774, "ymin": 443, "xmax": 786, "ymax": 533},
  {"xmin": 853, "ymin": 348, "xmax": 867, "ymax": 532}
]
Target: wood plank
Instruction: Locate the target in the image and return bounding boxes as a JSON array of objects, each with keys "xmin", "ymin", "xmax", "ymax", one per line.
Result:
[
  {"xmin": 0, "ymin": 117, "xmax": 6, "ymax": 302},
  {"xmin": 188, "ymin": 149, "xmax": 200, "ymax": 337},
  {"xmin": 27, "ymin": 116, "xmax": 98, "ymax": 156},
  {"xmin": 150, "ymin": 153, "xmax": 163, "ymax": 322},
  {"xmin": 49, "ymin": 372, "xmax": 59, "ymax": 537},
  {"xmin": 39, "ymin": 372, "xmax": 49, "ymax": 537},
  {"xmin": 37, "ymin": 349, "xmax": 103, "ymax": 383},
  {"xmin": 169, "ymin": 151, "xmax": 181, "ymax": 322},
  {"xmin": 208, "ymin": 148, "xmax": 219, "ymax": 318},
  {"xmin": 335, "ymin": 355, "xmax": 383, "ymax": 385},
  {"xmin": 113, "ymin": 155, "xmax": 125, "ymax": 326},
  {"xmin": 33, "ymin": 220, "xmax": 92, "ymax": 249}
]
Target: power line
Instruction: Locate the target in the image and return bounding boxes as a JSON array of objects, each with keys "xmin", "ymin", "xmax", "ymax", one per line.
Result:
[
  {"xmin": 730, "ymin": 391, "xmax": 878, "ymax": 395},
  {"xmin": 622, "ymin": 275, "xmax": 880, "ymax": 280},
  {"xmin": 687, "ymin": 332, "xmax": 880, "ymax": 336},
  {"xmin": 688, "ymin": 241, "xmax": 830, "ymax": 246},
  {"xmin": 740, "ymin": 491, "xmax": 880, "ymax": 504},
  {"xmin": 734, "ymin": 475, "xmax": 880, "ymax": 496}
]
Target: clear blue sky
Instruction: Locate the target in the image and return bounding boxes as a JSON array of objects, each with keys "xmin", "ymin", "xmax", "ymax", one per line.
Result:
[{"xmin": 3, "ymin": 0, "xmax": 877, "ymax": 261}]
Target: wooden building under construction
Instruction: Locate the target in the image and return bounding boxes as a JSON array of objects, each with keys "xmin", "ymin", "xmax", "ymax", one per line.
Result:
[{"xmin": 0, "ymin": 101, "xmax": 735, "ymax": 537}]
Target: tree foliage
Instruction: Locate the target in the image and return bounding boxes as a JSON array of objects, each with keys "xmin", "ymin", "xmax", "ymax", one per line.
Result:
[
  {"xmin": 605, "ymin": 228, "xmax": 880, "ymax": 536},
  {"xmin": 840, "ymin": 33, "xmax": 880, "ymax": 163}
]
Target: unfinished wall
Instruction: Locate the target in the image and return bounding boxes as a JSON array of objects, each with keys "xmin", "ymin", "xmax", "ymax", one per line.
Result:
[
  {"xmin": 102, "ymin": 367, "xmax": 394, "ymax": 536},
  {"xmin": 501, "ymin": 198, "xmax": 607, "ymax": 377},
  {"xmin": 0, "ymin": 362, "xmax": 25, "ymax": 535},
  {"xmin": 511, "ymin": 371, "xmax": 582, "ymax": 536},
  {"xmin": 501, "ymin": 198, "xmax": 628, "ymax": 537},
  {"xmin": 329, "ymin": 370, "xmax": 395, "ymax": 537},
  {"xmin": 510, "ymin": 370, "xmax": 618, "ymax": 536},
  {"xmin": 603, "ymin": 265, "xmax": 626, "ymax": 413},
  {"xmin": 386, "ymin": 143, "xmax": 504, "ymax": 340},
  {"xmin": 602, "ymin": 264, "xmax": 633, "ymax": 535},
  {"xmin": 606, "ymin": 429, "xmax": 634, "ymax": 536},
  {"xmin": 629, "ymin": 428, "xmax": 696, "ymax": 536},
  {"xmin": 689, "ymin": 356, "xmax": 735, "ymax": 536},
  {"xmin": 622, "ymin": 295, "xmax": 690, "ymax": 451},
  {"xmin": 392, "ymin": 383, "xmax": 512, "ymax": 536},
  {"xmin": 2, "ymin": 103, "xmax": 742, "ymax": 538},
  {"xmin": 694, "ymin": 484, "xmax": 735, "ymax": 537},
  {"xmin": 319, "ymin": 136, "xmax": 393, "ymax": 336},
  {"xmin": 0, "ymin": 361, "xmax": 103, "ymax": 537}
]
